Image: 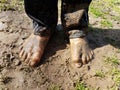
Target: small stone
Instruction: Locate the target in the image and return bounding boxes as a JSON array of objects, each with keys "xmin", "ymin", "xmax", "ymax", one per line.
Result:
[
  {"xmin": 0, "ymin": 22, "xmax": 7, "ymax": 31},
  {"xmin": 9, "ymin": 29, "xmax": 13, "ymax": 33},
  {"xmin": 14, "ymin": 59, "xmax": 20, "ymax": 66},
  {"xmin": 21, "ymin": 33, "xmax": 29, "ymax": 39}
]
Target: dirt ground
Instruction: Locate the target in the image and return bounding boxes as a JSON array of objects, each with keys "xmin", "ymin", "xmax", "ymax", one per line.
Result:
[{"xmin": 0, "ymin": 1, "xmax": 120, "ymax": 90}]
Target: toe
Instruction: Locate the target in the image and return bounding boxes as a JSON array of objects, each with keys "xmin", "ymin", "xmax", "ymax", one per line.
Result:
[
  {"xmin": 29, "ymin": 61, "xmax": 36, "ymax": 67},
  {"xmin": 19, "ymin": 49, "xmax": 24, "ymax": 58},
  {"xmin": 73, "ymin": 62, "xmax": 82, "ymax": 68},
  {"xmin": 86, "ymin": 55, "xmax": 90, "ymax": 62},
  {"xmin": 82, "ymin": 54, "xmax": 87, "ymax": 64},
  {"xmin": 22, "ymin": 52, "xmax": 27, "ymax": 61},
  {"xmin": 29, "ymin": 53, "xmax": 41, "ymax": 66},
  {"xmin": 25, "ymin": 53, "xmax": 31, "ymax": 63},
  {"xmin": 91, "ymin": 50, "xmax": 94, "ymax": 56},
  {"xmin": 20, "ymin": 51, "xmax": 25, "ymax": 61},
  {"xmin": 71, "ymin": 59, "xmax": 82, "ymax": 68},
  {"xmin": 29, "ymin": 58, "xmax": 39, "ymax": 66},
  {"xmin": 89, "ymin": 53, "xmax": 92, "ymax": 60}
]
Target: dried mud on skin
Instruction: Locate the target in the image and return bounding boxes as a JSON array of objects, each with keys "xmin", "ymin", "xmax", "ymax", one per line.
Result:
[{"xmin": 0, "ymin": 11, "xmax": 120, "ymax": 90}]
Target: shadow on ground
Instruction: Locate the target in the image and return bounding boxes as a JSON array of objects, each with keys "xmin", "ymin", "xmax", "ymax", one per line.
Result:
[
  {"xmin": 88, "ymin": 27, "xmax": 120, "ymax": 49},
  {"xmin": 40, "ymin": 25, "xmax": 120, "ymax": 65}
]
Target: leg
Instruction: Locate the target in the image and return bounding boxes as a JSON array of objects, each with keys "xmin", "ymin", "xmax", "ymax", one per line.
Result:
[
  {"xmin": 61, "ymin": 0, "xmax": 93, "ymax": 68},
  {"xmin": 19, "ymin": 0, "xmax": 58, "ymax": 66}
]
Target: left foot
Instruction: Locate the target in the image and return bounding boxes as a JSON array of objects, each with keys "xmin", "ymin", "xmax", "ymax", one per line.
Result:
[
  {"xmin": 19, "ymin": 34, "xmax": 50, "ymax": 66},
  {"xmin": 70, "ymin": 37, "xmax": 94, "ymax": 68}
]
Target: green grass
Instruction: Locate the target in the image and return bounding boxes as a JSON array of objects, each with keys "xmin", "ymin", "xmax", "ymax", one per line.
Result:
[
  {"xmin": 95, "ymin": 70, "xmax": 105, "ymax": 78},
  {"xmin": 89, "ymin": 0, "xmax": 105, "ymax": 18},
  {"xmin": 89, "ymin": 6, "xmax": 103, "ymax": 18},
  {"xmin": 0, "ymin": 0, "xmax": 23, "ymax": 12},
  {"xmin": 100, "ymin": 20, "xmax": 113, "ymax": 28},
  {"xmin": 109, "ymin": 68, "xmax": 120, "ymax": 88},
  {"xmin": 104, "ymin": 56, "xmax": 120, "ymax": 88},
  {"xmin": 89, "ymin": 0, "xmax": 120, "ymax": 28},
  {"xmin": 112, "ymin": 16, "xmax": 120, "ymax": 22},
  {"xmin": 104, "ymin": 55, "xmax": 119, "ymax": 66},
  {"xmin": 75, "ymin": 82, "xmax": 89, "ymax": 90},
  {"xmin": 48, "ymin": 85, "xmax": 60, "ymax": 90}
]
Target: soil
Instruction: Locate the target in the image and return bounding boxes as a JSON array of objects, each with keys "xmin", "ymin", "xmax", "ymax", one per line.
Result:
[{"xmin": 0, "ymin": 5, "xmax": 120, "ymax": 90}]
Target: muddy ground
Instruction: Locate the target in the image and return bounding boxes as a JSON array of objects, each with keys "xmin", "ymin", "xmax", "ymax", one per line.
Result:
[{"xmin": 0, "ymin": 1, "xmax": 120, "ymax": 90}]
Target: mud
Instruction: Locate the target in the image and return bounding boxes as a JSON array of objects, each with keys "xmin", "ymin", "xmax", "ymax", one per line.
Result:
[{"xmin": 0, "ymin": 8, "xmax": 120, "ymax": 90}]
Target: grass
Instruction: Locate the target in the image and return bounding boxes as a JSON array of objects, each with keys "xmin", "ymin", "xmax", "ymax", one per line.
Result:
[
  {"xmin": 90, "ymin": 0, "xmax": 120, "ymax": 17},
  {"xmin": 109, "ymin": 68, "xmax": 120, "ymax": 89},
  {"xmin": 100, "ymin": 19, "xmax": 113, "ymax": 28},
  {"xmin": 95, "ymin": 70, "xmax": 105, "ymax": 78},
  {"xmin": 111, "ymin": 68, "xmax": 120, "ymax": 84},
  {"xmin": 75, "ymin": 82, "xmax": 89, "ymax": 90},
  {"xmin": 0, "ymin": 0, "xmax": 24, "ymax": 12},
  {"xmin": 89, "ymin": 6, "xmax": 103, "ymax": 18},
  {"xmin": 48, "ymin": 85, "xmax": 60, "ymax": 90},
  {"xmin": 104, "ymin": 55, "xmax": 120, "ymax": 88},
  {"xmin": 104, "ymin": 55, "xmax": 119, "ymax": 66},
  {"xmin": 89, "ymin": 0, "xmax": 120, "ymax": 28}
]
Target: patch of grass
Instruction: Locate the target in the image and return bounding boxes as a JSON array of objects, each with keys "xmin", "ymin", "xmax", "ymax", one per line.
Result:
[
  {"xmin": 48, "ymin": 85, "xmax": 60, "ymax": 90},
  {"xmin": 89, "ymin": 6, "xmax": 103, "ymax": 18},
  {"xmin": 112, "ymin": 16, "xmax": 120, "ymax": 22},
  {"xmin": 75, "ymin": 82, "xmax": 89, "ymax": 90},
  {"xmin": 104, "ymin": 55, "xmax": 119, "ymax": 66},
  {"xmin": 95, "ymin": 70, "xmax": 105, "ymax": 78},
  {"xmin": 103, "ymin": 0, "xmax": 120, "ymax": 14},
  {"xmin": 110, "ymin": 68, "xmax": 120, "ymax": 86},
  {"xmin": 0, "ymin": 0, "xmax": 24, "ymax": 12},
  {"xmin": 89, "ymin": 0, "xmax": 120, "ymax": 24},
  {"xmin": 100, "ymin": 19, "xmax": 113, "ymax": 28}
]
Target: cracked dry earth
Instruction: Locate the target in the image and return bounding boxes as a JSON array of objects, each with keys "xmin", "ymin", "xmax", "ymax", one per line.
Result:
[{"xmin": 0, "ymin": 10, "xmax": 120, "ymax": 90}]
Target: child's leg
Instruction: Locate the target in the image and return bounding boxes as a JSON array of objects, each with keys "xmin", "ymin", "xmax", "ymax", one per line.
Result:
[
  {"xmin": 19, "ymin": 0, "xmax": 58, "ymax": 66},
  {"xmin": 61, "ymin": 0, "xmax": 93, "ymax": 67}
]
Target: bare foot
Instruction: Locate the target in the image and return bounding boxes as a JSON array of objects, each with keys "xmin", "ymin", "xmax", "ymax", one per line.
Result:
[
  {"xmin": 70, "ymin": 37, "xmax": 94, "ymax": 68},
  {"xmin": 19, "ymin": 33, "xmax": 49, "ymax": 66}
]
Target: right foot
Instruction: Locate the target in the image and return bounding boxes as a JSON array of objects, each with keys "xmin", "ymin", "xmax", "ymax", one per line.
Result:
[
  {"xmin": 70, "ymin": 37, "xmax": 94, "ymax": 68},
  {"xmin": 19, "ymin": 33, "xmax": 49, "ymax": 66}
]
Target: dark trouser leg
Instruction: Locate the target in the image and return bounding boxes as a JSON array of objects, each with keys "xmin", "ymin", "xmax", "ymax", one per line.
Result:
[
  {"xmin": 24, "ymin": 0, "xmax": 58, "ymax": 36},
  {"xmin": 61, "ymin": 0, "xmax": 93, "ymax": 67},
  {"xmin": 19, "ymin": 0, "xmax": 58, "ymax": 66},
  {"xmin": 61, "ymin": 0, "xmax": 92, "ymax": 39}
]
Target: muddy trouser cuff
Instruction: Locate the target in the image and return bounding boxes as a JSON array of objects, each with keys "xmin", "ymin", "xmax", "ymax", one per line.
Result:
[
  {"xmin": 33, "ymin": 21, "xmax": 53, "ymax": 36},
  {"xmin": 68, "ymin": 30, "xmax": 86, "ymax": 39},
  {"xmin": 24, "ymin": 0, "xmax": 58, "ymax": 37},
  {"xmin": 61, "ymin": 0, "xmax": 92, "ymax": 39}
]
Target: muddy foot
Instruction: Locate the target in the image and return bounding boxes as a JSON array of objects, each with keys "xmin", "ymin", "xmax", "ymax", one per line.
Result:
[
  {"xmin": 70, "ymin": 37, "xmax": 94, "ymax": 68},
  {"xmin": 19, "ymin": 33, "xmax": 49, "ymax": 66}
]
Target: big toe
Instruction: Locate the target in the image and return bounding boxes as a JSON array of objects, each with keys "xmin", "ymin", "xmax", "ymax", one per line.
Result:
[
  {"xmin": 30, "ymin": 61, "xmax": 38, "ymax": 66},
  {"xmin": 29, "ymin": 54, "xmax": 41, "ymax": 67},
  {"xmin": 72, "ymin": 62, "xmax": 82, "ymax": 68},
  {"xmin": 71, "ymin": 59, "xmax": 82, "ymax": 68}
]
